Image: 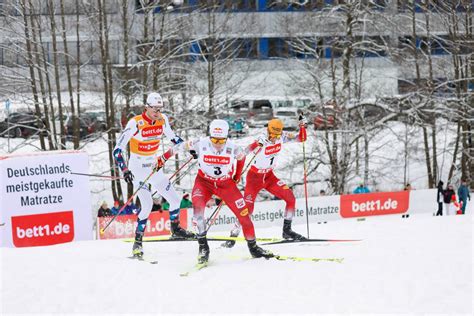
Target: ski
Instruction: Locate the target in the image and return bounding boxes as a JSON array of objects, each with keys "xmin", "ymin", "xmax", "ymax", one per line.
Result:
[
  {"xmin": 127, "ymin": 256, "xmax": 158, "ymax": 264},
  {"xmin": 274, "ymin": 255, "xmax": 344, "ymax": 263},
  {"xmin": 261, "ymin": 238, "xmax": 361, "ymax": 245},
  {"xmin": 124, "ymin": 236, "xmax": 282, "ymax": 243},
  {"xmin": 180, "ymin": 261, "xmax": 209, "ymax": 277},
  {"xmin": 227, "ymin": 254, "xmax": 343, "ymax": 263}
]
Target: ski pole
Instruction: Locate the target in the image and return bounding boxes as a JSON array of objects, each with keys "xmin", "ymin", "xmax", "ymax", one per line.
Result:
[
  {"xmin": 169, "ymin": 157, "xmax": 193, "ymax": 181},
  {"xmin": 300, "ymin": 117, "xmax": 310, "ymax": 239},
  {"xmin": 70, "ymin": 171, "xmax": 123, "ymax": 180},
  {"xmin": 172, "ymin": 160, "xmax": 198, "ymax": 185},
  {"xmin": 150, "ymin": 157, "xmax": 196, "ymax": 197},
  {"xmin": 204, "ymin": 147, "xmax": 262, "ymax": 234},
  {"xmin": 100, "ymin": 168, "xmax": 157, "ymax": 235}
]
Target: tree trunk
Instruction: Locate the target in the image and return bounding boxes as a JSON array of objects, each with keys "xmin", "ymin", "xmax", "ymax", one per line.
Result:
[
  {"xmin": 48, "ymin": 0, "xmax": 66, "ymax": 149},
  {"xmin": 20, "ymin": 0, "xmax": 46, "ymax": 150},
  {"xmin": 59, "ymin": 0, "xmax": 78, "ymax": 149}
]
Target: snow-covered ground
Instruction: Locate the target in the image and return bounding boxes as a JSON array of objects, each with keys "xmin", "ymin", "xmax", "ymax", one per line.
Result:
[{"xmin": 1, "ymin": 213, "xmax": 472, "ymax": 315}]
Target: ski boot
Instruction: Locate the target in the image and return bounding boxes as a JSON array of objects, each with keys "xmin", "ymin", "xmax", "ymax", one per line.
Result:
[
  {"xmin": 197, "ymin": 235, "xmax": 210, "ymax": 264},
  {"xmin": 170, "ymin": 219, "xmax": 196, "ymax": 239},
  {"xmin": 132, "ymin": 231, "xmax": 144, "ymax": 258},
  {"xmin": 247, "ymin": 239, "xmax": 274, "ymax": 259},
  {"xmin": 282, "ymin": 219, "xmax": 307, "ymax": 241},
  {"xmin": 221, "ymin": 226, "xmax": 241, "ymax": 248}
]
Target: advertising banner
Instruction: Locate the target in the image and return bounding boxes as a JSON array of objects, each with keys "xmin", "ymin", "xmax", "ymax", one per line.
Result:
[
  {"xmin": 97, "ymin": 209, "xmax": 188, "ymax": 240},
  {"xmin": 0, "ymin": 151, "xmax": 92, "ymax": 247}
]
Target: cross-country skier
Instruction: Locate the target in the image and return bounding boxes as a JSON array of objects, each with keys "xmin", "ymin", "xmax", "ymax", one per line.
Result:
[
  {"xmin": 223, "ymin": 117, "xmax": 307, "ymax": 248},
  {"xmin": 161, "ymin": 119, "xmax": 274, "ymax": 263},
  {"xmin": 113, "ymin": 92, "xmax": 194, "ymax": 258}
]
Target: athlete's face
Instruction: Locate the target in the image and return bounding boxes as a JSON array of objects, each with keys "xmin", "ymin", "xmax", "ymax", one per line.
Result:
[
  {"xmin": 146, "ymin": 106, "xmax": 162, "ymax": 120},
  {"xmin": 267, "ymin": 131, "xmax": 281, "ymax": 144}
]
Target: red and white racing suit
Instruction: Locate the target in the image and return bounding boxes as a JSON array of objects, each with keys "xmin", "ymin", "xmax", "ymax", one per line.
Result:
[
  {"xmin": 178, "ymin": 137, "xmax": 256, "ymax": 239},
  {"xmin": 230, "ymin": 127, "xmax": 307, "ymax": 235}
]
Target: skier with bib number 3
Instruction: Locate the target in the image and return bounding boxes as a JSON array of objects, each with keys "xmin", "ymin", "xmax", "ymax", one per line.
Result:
[
  {"xmin": 160, "ymin": 119, "xmax": 274, "ymax": 264},
  {"xmin": 113, "ymin": 92, "xmax": 195, "ymax": 258},
  {"xmin": 222, "ymin": 116, "xmax": 308, "ymax": 248}
]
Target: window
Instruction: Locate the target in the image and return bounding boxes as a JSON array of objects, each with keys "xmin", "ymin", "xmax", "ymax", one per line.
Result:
[
  {"xmin": 268, "ymin": 38, "xmax": 290, "ymax": 58},
  {"xmin": 288, "ymin": 37, "xmax": 323, "ymax": 59}
]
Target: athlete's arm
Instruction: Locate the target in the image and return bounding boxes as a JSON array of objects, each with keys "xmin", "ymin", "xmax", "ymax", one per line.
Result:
[{"xmin": 113, "ymin": 119, "xmax": 138, "ymax": 172}]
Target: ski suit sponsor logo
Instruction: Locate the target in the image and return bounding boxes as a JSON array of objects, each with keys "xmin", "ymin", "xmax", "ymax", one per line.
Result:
[
  {"xmin": 203, "ymin": 155, "xmax": 230, "ymax": 165},
  {"xmin": 11, "ymin": 211, "xmax": 74, "ymax": 247},
  {"xmin": 240, "ymin": 208, "xmax": 249, "ymax": 216},
  {"xmin": 141, "ymin": 126, "xmax": 163, "ymax": 137},
  {"xmin": 340, "ymin": 191, "xmax": 409, "ymax": 218},
  {"xmin": 277, "ymin": 180, "xmax": 286, "ymax": 187},
  {"xmin": 265, "ymin": 143, "xmax": 281, "ymax": 155},
  {"xmin": 235, "ymin": 198, "xmax": 246, "ymax": 209},
  {"xmin": 138, "ymin": 141, "xmax": 160, "ymax": 152}
]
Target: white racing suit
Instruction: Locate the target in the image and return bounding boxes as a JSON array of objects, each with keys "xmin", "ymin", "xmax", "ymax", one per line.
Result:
[{"xmin": 113, "ymin": 111, "xmax": 183, "ymax": 234}]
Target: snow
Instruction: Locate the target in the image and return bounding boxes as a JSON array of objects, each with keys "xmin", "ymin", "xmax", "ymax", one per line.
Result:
[{"xmin": 1, "ymin": 214, "xmax": 472, "ymax": 315}]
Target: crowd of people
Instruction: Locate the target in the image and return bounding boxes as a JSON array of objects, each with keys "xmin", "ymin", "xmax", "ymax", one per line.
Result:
[{"xmin": 436, "ymin": 179, "xmax": 470, "ymax": 216}]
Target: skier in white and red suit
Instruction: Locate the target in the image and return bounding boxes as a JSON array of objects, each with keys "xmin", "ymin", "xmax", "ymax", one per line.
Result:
[
  {"xmin": 222, "ymin": 117, "xmax": 308, "ymax": 248},
  {"xmin": 162, "ymin": 119, "xmax": 274, "ymax": 263},
  {"xmin": 113, "ymin": 92, "xmax": 194, "ymax": 258}
]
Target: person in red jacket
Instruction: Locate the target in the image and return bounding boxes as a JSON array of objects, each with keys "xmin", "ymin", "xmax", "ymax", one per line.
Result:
[
  {"xmin": 159, "ymin": 119, "xmax": 274, "ymax": 264},
  {"xmin": 223, "ymin": 116, "xmax": 308, "ymax": 248}
]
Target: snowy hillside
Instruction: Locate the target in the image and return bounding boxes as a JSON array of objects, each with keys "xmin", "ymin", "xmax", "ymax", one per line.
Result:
[{"xmin": 1, "ymin": 214, "xmax": 472, "ymax": 315}]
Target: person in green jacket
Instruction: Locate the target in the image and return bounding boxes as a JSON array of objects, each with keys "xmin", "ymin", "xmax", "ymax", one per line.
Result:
[{"xmin": 180, "ymin": 193, "xmax": 193, "ymax": 209}]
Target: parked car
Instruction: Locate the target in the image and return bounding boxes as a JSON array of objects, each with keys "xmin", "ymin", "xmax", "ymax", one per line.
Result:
[
  {"xmin": 313, "ymin": 109, "xmax": 336, "ymax": 130},
  {"xmin": 0, "ymin": 112, "xmax": 46, "ymax": 138},
  {"xmin": 274, "ymin": 107, "xmax": 300, "ymax": 130},
  {"xmin": 247, "ymin": 100, "xmax": 274, "ymax": 127},
  {"xmin": 64, "ymin": 114, "xmax": 99, "ymax": 140}
]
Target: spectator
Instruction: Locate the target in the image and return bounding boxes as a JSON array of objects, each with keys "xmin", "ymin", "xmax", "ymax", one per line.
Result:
[
  {"xmin": 97, "ymin": 201, "xmax": 111, "ymax": 217},
  {"xmin": 457, "ymin": 179, "xmax": 471, "ymax": 215},
  {"xmin": 435, "ymin": 180, "xmax": 444, "ymax": 216},
  {"xmin": 180, "ymin": 193, "xmax": 193, "ymax": 209},
  {"xmin": 404, "ymin": 183, "xmax": 412, "ymax": 191},
  {"xmin": 319, "ymin": 190, "xmax": 326, "ymax": 196},
  {"xmin": 443, "ymin": 183, "xmax": 456, "ymax": 216},
  {"xmin": 353, "ymin": 183, "xmax": 370, "ymax": 194},
  {"xmin": 162, "ymin": 198, "xmax": 170, "ymax": 211},
  {"xmin": 151, "ymin": 198, "xmax": 162, "ymax": 213},
  {"xmin": 110, "ymin": 200, "xmax": 121, "ymax": 216}
]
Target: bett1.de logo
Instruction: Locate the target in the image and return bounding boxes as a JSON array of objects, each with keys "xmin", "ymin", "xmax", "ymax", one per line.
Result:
[{"xmin": 11, "ymin": 211, "xmax": 75, "ymax": 247}]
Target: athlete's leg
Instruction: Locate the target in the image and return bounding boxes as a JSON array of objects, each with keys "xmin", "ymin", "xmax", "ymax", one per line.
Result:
[
  {"xmin": 222, "ymin": 172, "xmax": 263, "ymax": 248},
  {"xmin": 265, "ymin": 172, "xmax": 305, "ymax": 240},
  {"xmin": 154, "ymin": 170, "xmax": 194, "ymax": 237}
]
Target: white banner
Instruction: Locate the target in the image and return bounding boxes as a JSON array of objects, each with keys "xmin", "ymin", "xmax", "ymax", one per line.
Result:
[
  {"xmin": 188, "ymin": 189, "xmax": 463, "ymax": 232},
  {"xmin": 0, "ymin": 151, "xmax": 92, "ymax": 247}
]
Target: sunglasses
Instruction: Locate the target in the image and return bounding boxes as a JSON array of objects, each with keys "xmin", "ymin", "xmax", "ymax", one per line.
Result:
[
  {"xmin": 147, "ymin": 106, "xmax": 163, "ymax": 112},
  {"xmin": 210, "ymin": 137, "xmax": 227, "ymax": 144}
]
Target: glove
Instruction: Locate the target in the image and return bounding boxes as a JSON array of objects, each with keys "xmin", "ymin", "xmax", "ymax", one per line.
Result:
[
  {"xmin": 257, "ymin": 136, "xmax": 266, "ymax": 147},
  {"xmin": 190, "ymin": 149, "xmax": 198, "ymax": 159},
  {"xmin": 171, "ymin": 136, "xmax": 184, "ymax": 145},
  {"xmin": 233, "ymin": 174, "xmax": 241, "ymax": 184},
  {"xmin": 298, "ymin": 114, "xmax": 307, "ymax": 127},
  {"xmin": 123, "ymin": 169, "xmax": 134, "ymax": 184},
  {"xmin": 154, "ymin": 156, "xmax": 167, "ymax": 171}
]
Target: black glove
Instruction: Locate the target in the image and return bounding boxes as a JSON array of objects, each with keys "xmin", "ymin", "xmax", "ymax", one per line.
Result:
[
  {"xmin": 190, "ymin": 149, "xmax": 198, "ymax": 159},
  {"xmin": 123, "ymin": 170, "xmax": 134, "ymax": 184}
]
